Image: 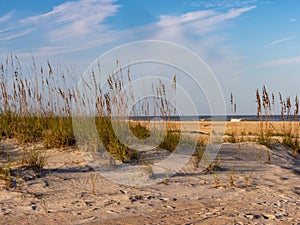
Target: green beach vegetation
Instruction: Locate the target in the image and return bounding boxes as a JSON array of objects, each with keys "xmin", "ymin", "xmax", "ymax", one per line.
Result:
[{"xmin": 0, "ymin": 54, "xmax": 299, "ymax": 170}]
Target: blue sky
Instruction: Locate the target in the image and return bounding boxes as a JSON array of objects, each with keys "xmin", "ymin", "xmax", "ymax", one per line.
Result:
[{"xmin": 0, "ymin": 0, "xmax": 299, "ymax": 114}]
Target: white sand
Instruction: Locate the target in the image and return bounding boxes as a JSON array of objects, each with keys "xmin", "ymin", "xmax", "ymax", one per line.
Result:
[{"xmin": 0, "ymin": 139, "xmax": 299, "ymax": 225}]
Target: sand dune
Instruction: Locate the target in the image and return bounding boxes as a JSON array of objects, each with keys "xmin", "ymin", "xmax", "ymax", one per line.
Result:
[{"xmin": 0, "ymin": 136, "xmax": 299, "ymax": 224}]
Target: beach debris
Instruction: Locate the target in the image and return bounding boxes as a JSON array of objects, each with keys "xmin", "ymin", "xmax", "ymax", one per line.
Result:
[
  {"xmin": 129, "ymin": 195, "xmax": 143, "ymax": 203},
  {"xmin": 120, "ymin": 189, "xmax": 127, "ymax": 194}
]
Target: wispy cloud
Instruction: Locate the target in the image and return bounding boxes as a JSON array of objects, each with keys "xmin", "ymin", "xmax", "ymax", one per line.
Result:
[
  {"xmin": 0, "ymin": 11, "xmax": 36, "ymax": 42},
  {"xmin": 0, "ymin": 2, "xmax": 117, "ymax": 55},
  {"xmin": 265, "ymin": 36, "xmax": 296, "ymax": 47},
  {"xmin": 155, "ymin": 6, "xmax": 256, "ymax": 39},
  {"xmin": 17, "ymin": 33, "xmax": 119, "ymax": 58},
  {"xmin": 0, "ymin": 11, "xmax": 13, "ymax": 23},
  {"xmin": 260, "ymin": 56, "xmax": 300, "ymax": 67},
  {"xmin": 158, "ymin": 10, "xmax": 216, "ymax": 27},
  {"xmin": 21, "ymin": 0, "xmax": 120, "ymax": 43},
  {"xmin": 0, "ymin": 27, "xmax": 15, "ymax": 34},
  {"xmin": 192, "ymin": 0, "xmax": 257, "ymax": 8},
  {"xmin": 145, "ymin": 5, "xmax": 257, "ymax": 80},
  {"xmin": 0, "ymin": 28, "xmax": 36, "ymax": 41},
  {"xmin": 6, "ymin": 0, "xmax": 256, "ymax": 63},
  {"xmin": 0, "ymin": 0, "xmax": 122, "ymax": 58},
  {"xmin": 195, "ymin": 5, "xmax": 256, "ymax": 28}
]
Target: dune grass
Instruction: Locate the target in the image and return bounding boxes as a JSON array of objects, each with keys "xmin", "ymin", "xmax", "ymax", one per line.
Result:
[
  {"xmin": 0, "ymin": 54, "xmax": 299, "ymax": 170},
  {"xmin": 255, "ymin": 86, "xmax": 299, "ymax": 157},
  {"xmin": 0, "ymin": 55, "xmax": 183, "ymax": 163}
]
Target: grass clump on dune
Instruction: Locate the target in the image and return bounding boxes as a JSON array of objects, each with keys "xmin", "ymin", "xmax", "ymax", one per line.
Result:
[{"xmin": 0, "ymin": 55, "xmax": 182, "ymax": 163}]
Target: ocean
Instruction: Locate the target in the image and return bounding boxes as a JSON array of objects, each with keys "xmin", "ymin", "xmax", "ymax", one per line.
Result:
[{"xmin": 130, "ymin": 115, "xmax": 299, "ymax": 122}]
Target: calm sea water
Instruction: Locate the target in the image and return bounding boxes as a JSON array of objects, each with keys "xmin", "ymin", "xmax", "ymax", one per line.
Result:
[{"xmin": 130, "ymin": 115, "xmax": 299, "ymax": 122}]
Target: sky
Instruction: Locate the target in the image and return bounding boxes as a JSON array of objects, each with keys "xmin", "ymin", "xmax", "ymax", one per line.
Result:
[{"xmin": 0, "ymin": 0, "xmax": 299, "ymax": 115}]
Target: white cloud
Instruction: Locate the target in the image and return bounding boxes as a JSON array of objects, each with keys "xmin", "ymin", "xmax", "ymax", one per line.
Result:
[
  {"xmin": 154, "ymin": 6, "xmax": 256, "ymax": 40},
  {"xmin": 7, "ymin": 0, "xmax": 256, "ymax": 68},
  {"xmin": 0, "ymin": 27, "xmax": 15, "ymax": 34},
  {"xmin": 0, "ymin": 1, "xmax": 122, "ymax": 59},
  {"xmin": 261, "ymin": 56, "xmax": 300, "ymax": 67},
  {"xmin": 212, "ymin": 5, "xmax": 256, "ymax": 20},
  {"xmin": 17, "ymin": 34, "xmax": 118, "ymax": 58},
  {"xmin": 21, "ymin": 0, "xmax": 120, "ymax": 43},
  {"xmin": 158, "ymin": 10, "xmax": 216, "ymax": 27},
  {"xmin": 0, "ymin": 11, "xmax": 13, "ymax": 23},
  {"xmin": 142, "ymin": 6, "xmax": 257, "ymax": 91},
  {"xmin": 193, "ymin": 0, "xmax": 257, "ymax": 8},
  {"xmin": 290, "ymin": 18, "xmax": 296, "ymax": 22},
  {"xmin": 0, "ymin": 28, "xmax": 36, "ymax": 41},
  {"xmin": 0, "ymin": 11, "xmax": 36, "ymax": 42},
  {"xmin": 265, "ymin": 36, "xmax": 296, "ymax": 47}
]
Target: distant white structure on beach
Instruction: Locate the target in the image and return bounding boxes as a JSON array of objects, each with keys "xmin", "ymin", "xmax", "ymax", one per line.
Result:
[{"xmin": 230, "ymin": 118, "xmax": 242, "ymax": 122}]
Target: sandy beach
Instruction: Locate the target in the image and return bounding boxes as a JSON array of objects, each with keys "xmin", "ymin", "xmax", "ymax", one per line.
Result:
[
  {"xmin": 2, "ymin": 1, "xmax": 300, "ymax": 223},
  {"xmin": 0, "ymin": 121, "xmax": 299, "ymax": 225}
]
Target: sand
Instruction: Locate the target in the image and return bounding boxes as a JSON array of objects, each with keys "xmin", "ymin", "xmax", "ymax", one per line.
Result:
[{"xmin": 0, "ymin": 121, "xmax": 300, "ymax": 225}]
